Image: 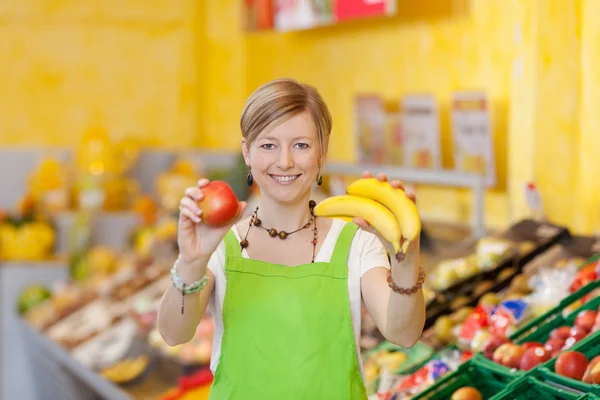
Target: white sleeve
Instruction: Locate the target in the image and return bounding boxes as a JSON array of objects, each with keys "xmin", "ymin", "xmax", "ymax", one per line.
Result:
[
  {"xmin": 206, "ymin": 241, "xmax": 226, "ymax": 303},
  {"xmin": 356, "ymin": 229, "xmax": 391, "ymax": 277}
]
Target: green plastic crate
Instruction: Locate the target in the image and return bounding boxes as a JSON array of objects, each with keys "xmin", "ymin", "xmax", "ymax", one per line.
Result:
[
  {"xmin": 491, "ymin": 375, "xmax": 598, "ymax": 400},
  {"xmin": 411, "ymin": 357, "xmax": 511, "ymax": 400},
  {"xmin": 532, "ymin": 330, "xmax": 600, "ymax": 396},
  {"xmin": 509, "ymin": 273, "xmax": 600, "ymax": 344},
  {"xmin": 475, "ymin": 279, "xmax": 600, "ymax": 378}
]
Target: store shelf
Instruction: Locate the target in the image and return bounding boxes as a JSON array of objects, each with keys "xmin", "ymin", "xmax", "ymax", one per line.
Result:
[
  {"xmin": 18, "ymin": 318, "xmax": 131, "ymax": 400},
  {"xmin": 325, "ymin": 162, "xmax": 487, "ymax": 238}
]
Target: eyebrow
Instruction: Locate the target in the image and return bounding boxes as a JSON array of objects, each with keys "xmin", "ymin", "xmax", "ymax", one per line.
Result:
[{"xmin": 261, "ymin": 135, "xmax": 313, "ymax": 141}]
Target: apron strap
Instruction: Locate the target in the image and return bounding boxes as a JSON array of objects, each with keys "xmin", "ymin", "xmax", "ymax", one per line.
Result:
[
  {"xmin": 330, "ymin": 222, "xmax": 359, "ymax": 265},
  {"xmin": 224, "ymin": 229, "xmax": 242, "ymax": 258}
]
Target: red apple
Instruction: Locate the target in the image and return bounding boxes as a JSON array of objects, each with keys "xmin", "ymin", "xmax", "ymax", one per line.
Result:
[
  {"xmin": 493, "ymin": 343, "xmax": 514, "ymax": 365},
  {"xmin": 570, "ymin": 325, "xmax": 589, "ymax": 341},
  {"xmin": 562, "ymin": 336, "xmax": 582, "ymax": 350},
  {"xmin": 504, "ymin": 345, "xmax": 527, "ymax": 369},
  {"xmin": 521, "ymin": 341, "xmax": 544, "ymax": 350},
  {"xmin": 592, "ymin": 362, "xmax": 600, "ymax": 384},
  {"xmin": 582, "ymin": 356, "xmax": 600, "ymax": 384},
  {"xmin": 197, "ymin": 181, "xmax": 240, "ymax": 227},
  {"xmin": 483, "ymin": 334, "xmax": 510, "ymax": 360},
  {"xmin": 555, "ymin": 351, "xmax": 589, "ymax": 381},
  {"xmin": 451, "ymin": 386, "xmax": 483, "ymax": 400},
  {"xmin": 545, "ymin": 338, "xmax": 566, "ymax": 354},
  {"xmin": 550, "ymin": 326, "xmax": 572, "ymax": 340},
  {"xmin": 520, "ymin": 346, "xmax": 552, "ymax": 371},
  {"xmin": 575, "ymin": 310, "xmax": 597, "ymax": 332},
  {"xmin": 592, "ymin": 323, "xmax": 600, "ymax": 333}
]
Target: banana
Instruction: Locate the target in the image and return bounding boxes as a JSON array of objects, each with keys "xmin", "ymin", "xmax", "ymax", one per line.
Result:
[
  {"xmin": 313, "ymin": 195, "xmax": 402, "ymax": 254},
  {"xmin": 347, "ymin": 178, "xmax": 421, "ymax": 255}
]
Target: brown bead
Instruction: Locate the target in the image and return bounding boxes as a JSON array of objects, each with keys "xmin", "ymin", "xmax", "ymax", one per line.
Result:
[
  {"xmin": 278, "ymin": 231, "xmax": 288, "ymax": 240},
  {"xmin": 240, "ymin": 239, "xmax": 249, "ymax": 249},
  {"xmin": 309, "ymin": 200, "xmax": 316, "ymax": 209},
  {"xmin": 268, "ymin": 228, "xmax": 278, "ymax": 237},
  {"xmin": 253, "ymin": 218, "xmax": 261, "ymax": 227},
  {"xmin": 312, "ymin": 239, "xmax": 317, "ymax": 245}
]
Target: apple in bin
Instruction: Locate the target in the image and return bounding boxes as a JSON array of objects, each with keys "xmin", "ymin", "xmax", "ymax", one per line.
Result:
[
  {"xmin": 482, "ymin": 334, "xmax": 510, "ymax": 360},
  {"xmin": 550, "ymin": 326, "xmax": 572, "ymax": 341},
  {"xmin": 575, "ymin": 310, "xmax": 597, "ymax": 332},
  {"xmin": 450, "ymin": 386, "xmax": 482, "ymax": 400},
  {"xmin": 583, "ymin": 355, "xmax": 600, "ymax": 384},
  {"xmin": 520, "ymin": 346, "xmax": 552, "ymax": 371},
  {"xmin": 545, "ymin": 338, "xmax": 566, "ymax": 356},
  {"xmin": 493, "ymin": 343, "xmax": 526, "ymax": 368},
  {"xmin": 197, "ymin": 181, "xmax": 240, "ymax": 227},
  {"xmin": 521, "ymin": 341, "xmax": 544, "ymax": 350},
  {"xmin": 555, "ymin": 351, "xmax": 589, "ymax": 381}
]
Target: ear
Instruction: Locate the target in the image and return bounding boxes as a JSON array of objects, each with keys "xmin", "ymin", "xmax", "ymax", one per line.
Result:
[{"xmin": 241, "ymin": 139, "xmax": 251, "ymax": 167}]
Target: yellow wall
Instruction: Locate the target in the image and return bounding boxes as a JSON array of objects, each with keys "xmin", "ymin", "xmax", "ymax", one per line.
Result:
[
  {"xmin": 0, "ymin": 0, "xmax": 200, "ymax": 148},
  {"xmin": 2, "ymin": 0, "xmax": 600, "ymax": 234}
]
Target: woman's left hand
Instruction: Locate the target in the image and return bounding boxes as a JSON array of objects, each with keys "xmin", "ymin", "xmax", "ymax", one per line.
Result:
[{"xmin": 351, "ymin": 171, "xmax": 419, "ymax": 262}]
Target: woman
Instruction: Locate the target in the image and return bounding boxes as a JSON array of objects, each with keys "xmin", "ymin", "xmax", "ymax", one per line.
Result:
[{"xmin": 157, "ymin": 78, "xmax": 426, "ymax": 399}]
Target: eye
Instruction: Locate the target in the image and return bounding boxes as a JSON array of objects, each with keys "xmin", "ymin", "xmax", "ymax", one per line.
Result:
[
  {"xmin": 260, "ymin": 143, "xmax": 275, "ymax": 150},
  {"xmin": 295, "ymin": 143, "xmax": 310, "ymax": 149}
]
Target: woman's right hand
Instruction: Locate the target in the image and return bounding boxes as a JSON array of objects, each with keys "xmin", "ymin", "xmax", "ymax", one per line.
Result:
[{"xmin": 177, "ymin": 179, "xmax": 247, "ymax": 264}]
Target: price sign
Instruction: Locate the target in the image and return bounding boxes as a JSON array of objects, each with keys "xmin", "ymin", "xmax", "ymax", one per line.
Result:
[
  {"xmin": 400, "ymin": 94, "xmax": 441, "ymax": 169},
  {"xmin": 451, "ymin": 92, "xmax": 496, "ymax": 186}
]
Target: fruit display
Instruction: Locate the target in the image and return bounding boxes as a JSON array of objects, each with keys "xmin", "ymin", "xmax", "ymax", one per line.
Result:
[
  {"xmin": 0, "ymin": 217, "xmax": 56, "ymax": 260},
  {"xmin": 313, "ymin": 177, "xmax": 421, "ymax": 258},
  {"xmin": 100, "ymin": 354, "xmax": 151, "ymax": 384}
]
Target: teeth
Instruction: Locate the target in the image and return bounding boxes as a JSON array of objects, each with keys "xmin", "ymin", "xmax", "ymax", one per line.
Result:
[{"xmin": 272, "ymin": 175, "xmax": 298, "ymax": 182}]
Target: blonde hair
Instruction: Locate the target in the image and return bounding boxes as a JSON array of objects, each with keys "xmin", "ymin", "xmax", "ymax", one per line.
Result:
[{"xmin": 241, "ymin": 78, "xmax": 332, "ymax": 166}]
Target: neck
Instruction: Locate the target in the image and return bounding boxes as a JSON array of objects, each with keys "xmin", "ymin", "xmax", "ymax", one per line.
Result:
[{"xmin": 256, "ymin": 194, "xmax": 313, "ymax": 232}]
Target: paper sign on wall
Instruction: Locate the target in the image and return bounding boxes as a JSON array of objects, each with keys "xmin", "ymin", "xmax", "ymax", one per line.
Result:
[
  {"xmin": 355, "ymin": 95, "xmax": 386, "ymax": 164},
  {"xmin": 400, "ymin": 94, "xmax": 442, "ymax": 169},
  {"xmin": 274, "ymin": 0, "xmax": 334, "ymax": 31},
  {"xmin": 451, "ymin": 91, "xmax": 496, "ymax": 186}
]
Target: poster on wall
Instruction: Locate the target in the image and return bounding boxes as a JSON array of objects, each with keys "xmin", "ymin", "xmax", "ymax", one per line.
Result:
[
  {"xmin": 274, "ymin": 0, "xmax": 334, "ymax": 31},
  {"xmin": 382, "ymin": 111, "xmax": 403, "ymax": 166},
  {"xmin": 400, "ymin": 94, "xmax": 441, "ymax": 169},
  {"xmin": 355, "ymin": 95, "xmax": 386, "ymax": 165},
  {"xmin": 451, "ymin": 91, "xmax": 496, "ymax": 186},
  {"xmin": 244, "ymin": 0, "xmax": 275, "ymax": 31},
  {"xmin": 335, "ymin": 0, "xmax": 397, "ymax": 22}
]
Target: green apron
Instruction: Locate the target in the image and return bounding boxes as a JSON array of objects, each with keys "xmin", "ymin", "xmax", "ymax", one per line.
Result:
[{"xmin": 209, "ymin": 222, "xmax": 368, "ymax": 400}]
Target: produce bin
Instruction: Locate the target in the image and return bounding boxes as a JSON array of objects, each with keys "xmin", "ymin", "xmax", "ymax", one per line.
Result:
[
  {"xmin": 474, "ymin": 279, "xmax": 600, "ymax": 378},
  {"xmin": 491, "ymin": 375, "xmax": 598, "ymax": 400},
  {"xmin": 532, "ymin": 330, "xmax": 600, "ymax": 396},
  {"xmin": 411, "ymin": 357, "xmax": 511, "ymax": 400}
]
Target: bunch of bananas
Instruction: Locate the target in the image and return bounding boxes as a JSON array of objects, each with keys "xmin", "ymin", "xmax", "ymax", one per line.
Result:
[{"xmin": 313, "ymin": 178, "xmax": 421, "ymax": 259}]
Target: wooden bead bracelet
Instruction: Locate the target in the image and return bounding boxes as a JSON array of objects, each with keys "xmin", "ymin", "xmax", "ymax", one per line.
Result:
[{"xmin": 387, "ymin": 266, "xmax": 426, "ymax": 295}]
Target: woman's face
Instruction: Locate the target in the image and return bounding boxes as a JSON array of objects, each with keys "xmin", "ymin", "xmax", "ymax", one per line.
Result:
[{"xmin": 243, "ymin": 110, "xmax": 321, "ymax": 205}]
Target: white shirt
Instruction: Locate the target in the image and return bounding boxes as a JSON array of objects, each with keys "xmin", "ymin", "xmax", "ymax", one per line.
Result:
[{"xmin": 207, "ymin": 218, "xmax": 391, "ymax": 379}]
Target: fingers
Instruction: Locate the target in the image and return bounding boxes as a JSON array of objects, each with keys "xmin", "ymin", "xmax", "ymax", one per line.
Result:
[
  {"xmin": 390, "ymin": 180, "xmax": 405, "ymax": 190},
  {"xmin": 352, "ymin": 217, "xmax": 375, "ymax": 233},
  {"xmin": 363, "ymin": 171, "xmax": 373, "ymax": 178},
  {"xmin": 185, "ymin": 186, "xmax": 204, "ymax": 202},
  {"xmin": 180, "ymin": 197, "xmax": 202, "ymax": 223},
  {"xmin": 197, "ymin": 178, "xmax": 209, "ymax": 188}
]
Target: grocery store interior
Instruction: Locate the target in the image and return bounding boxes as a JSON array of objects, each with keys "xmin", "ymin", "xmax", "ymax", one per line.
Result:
[{"xmin": 2, "ymin": 1, "xmax": 600, "ymax": 399}]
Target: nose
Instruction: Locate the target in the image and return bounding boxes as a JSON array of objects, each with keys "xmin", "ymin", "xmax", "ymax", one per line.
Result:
[{"xmin": 277, "ymin": 148, "xmax": 294, "ymax": 170}]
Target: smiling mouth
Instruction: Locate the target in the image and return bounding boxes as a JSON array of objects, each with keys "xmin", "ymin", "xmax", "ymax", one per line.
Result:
[{"xmin": 269, "ymin": 174, "xmax": 301, "ymax": 183}]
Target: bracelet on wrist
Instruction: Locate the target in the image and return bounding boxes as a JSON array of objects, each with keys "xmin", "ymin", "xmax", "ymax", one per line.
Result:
[
  {"xmin": 387, "ymin": 266, "xmax": 426, "ymax": 295},
  {"xmin": 170, "ymin": 257, "xmax": 210, "ymax": 314}
]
